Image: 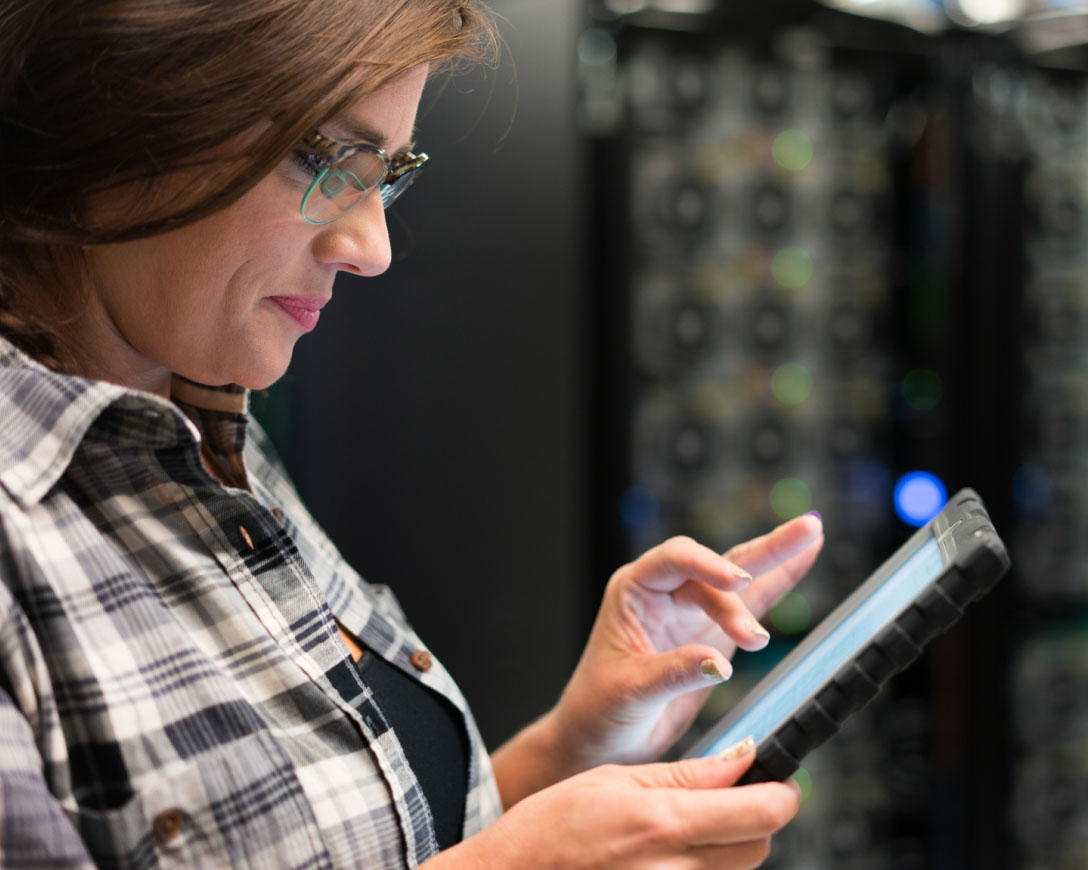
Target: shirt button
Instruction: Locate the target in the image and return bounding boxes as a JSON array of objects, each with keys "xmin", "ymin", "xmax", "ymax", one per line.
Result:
[
  {"xmin": 152, "ymin": 808, "xmax": 184, "ymax": 845},
  {"xmin": 239, "ymin": 525, "xmax": 254, "ymax": 550},
  {"xmin": 410, "ymin": 649, "xmax": 433, "ymax": 673},
  {"xmin": 271, "ymin": 507, "xmax": 285, "ymax": 523}
]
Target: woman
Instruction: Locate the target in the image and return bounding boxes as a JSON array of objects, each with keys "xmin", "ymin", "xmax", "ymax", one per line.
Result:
[{"xmin": 0, "ymin": 1, "xmax": 825, "ymax": 867}]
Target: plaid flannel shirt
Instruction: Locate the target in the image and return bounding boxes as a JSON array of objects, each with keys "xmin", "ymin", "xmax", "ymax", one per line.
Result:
[{"xmin": 0, "ymin": 336, "xmax": 503, "ymax": 868}]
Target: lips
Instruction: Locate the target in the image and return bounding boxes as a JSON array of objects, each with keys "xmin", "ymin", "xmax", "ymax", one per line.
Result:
[{"xmin": 267, "ymin": 295, "xmax": 328, "ymax": 332}]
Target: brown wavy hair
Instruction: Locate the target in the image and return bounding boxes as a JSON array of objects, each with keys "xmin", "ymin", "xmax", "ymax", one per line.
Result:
[{"xmin": 0, "ymin": 0, "xmax": 499, "ymax": 368}]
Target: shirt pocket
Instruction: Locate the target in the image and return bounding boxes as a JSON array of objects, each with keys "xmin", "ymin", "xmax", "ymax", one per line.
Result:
[{"xmin": 74, "ymin": 731, "xmax": 330, "ymax": 870}]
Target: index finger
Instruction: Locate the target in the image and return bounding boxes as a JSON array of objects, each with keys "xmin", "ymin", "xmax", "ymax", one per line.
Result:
[
  {"xmin": 629, "ymin": 536, "xmax": 753, "ymax": 595},
  {"xmin": 724, "ymin": 514, "xmax": 823, "ymax": 578},
  {"xmin": 740, "ymin": 535, "xmax": 825, "ymax": 619}
]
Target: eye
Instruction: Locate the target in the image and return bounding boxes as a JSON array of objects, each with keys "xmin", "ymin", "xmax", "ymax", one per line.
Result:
[{"xmin": 290, "ymin": 149, "xmax": 328, "ymax": 178}]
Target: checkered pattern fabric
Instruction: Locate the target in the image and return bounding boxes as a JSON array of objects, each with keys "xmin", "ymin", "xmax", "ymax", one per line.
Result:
[{"xmin": 0, "ymin": 336, "xmax": 503, "ymax": 868}]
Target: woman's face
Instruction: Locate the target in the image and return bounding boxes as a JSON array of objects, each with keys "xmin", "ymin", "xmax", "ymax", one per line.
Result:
[{"xmin": 78, "ymin": 64, "xmax": 429, "ymax": 395}]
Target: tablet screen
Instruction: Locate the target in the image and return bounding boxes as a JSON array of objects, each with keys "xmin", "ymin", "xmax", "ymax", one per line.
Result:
[{"xmin": 696, "ymin": 533, "xmax": 945, "ymax": 757}]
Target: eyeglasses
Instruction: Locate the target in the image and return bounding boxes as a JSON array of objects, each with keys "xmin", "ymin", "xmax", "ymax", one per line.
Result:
[{"xmin": 298, "ymin": 130, "xmax": 429, "ymax": 225}]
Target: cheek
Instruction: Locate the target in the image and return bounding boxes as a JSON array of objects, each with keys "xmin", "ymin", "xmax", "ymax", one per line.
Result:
[
  {"xmin": 92, "ymin": 179, "xmax": 312, "ymax": 344},
  {"xmin": 86, "ymin": 231, "xmax": 238, "ymax": 356}
]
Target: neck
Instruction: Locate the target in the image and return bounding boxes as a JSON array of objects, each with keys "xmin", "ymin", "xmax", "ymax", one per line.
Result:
[
  {"xmin": 15, "ymin": 252, "xmax": 173, "ymax": 398},
  {"xmin": 58, "ymin": 308, "xmax": 173, "ymax": 397}
]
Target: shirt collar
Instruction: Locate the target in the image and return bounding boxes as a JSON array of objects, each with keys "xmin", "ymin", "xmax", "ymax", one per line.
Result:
[{"xmin": 0, "ymin": 335, "xmax": 251, "ymax": 508}]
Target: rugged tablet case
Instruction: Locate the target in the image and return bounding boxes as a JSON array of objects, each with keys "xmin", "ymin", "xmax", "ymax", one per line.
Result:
[{"xmin": 688, "ymin": 488, "xmax": 1010, "ymax": 784}]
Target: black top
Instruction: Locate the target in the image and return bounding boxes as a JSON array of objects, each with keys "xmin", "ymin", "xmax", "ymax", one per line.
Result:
[{"xmin": 354, "ymin": 650, "xmax": 469, "ymax": 850}]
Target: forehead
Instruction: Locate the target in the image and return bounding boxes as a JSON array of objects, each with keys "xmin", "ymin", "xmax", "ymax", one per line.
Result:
[{"xmin": 322, "ymin": 65, "xmax": 429, "ymax": 154}]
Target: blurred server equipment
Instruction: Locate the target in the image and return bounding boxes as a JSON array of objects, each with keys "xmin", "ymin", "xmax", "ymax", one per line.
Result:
[
  {"xmin": 582, "ymin": 4, "xmax": 919, "ymax": 867},
  {"xmin": 582, "ymin": 1, "xmax": 1088, "ymax": 869}
]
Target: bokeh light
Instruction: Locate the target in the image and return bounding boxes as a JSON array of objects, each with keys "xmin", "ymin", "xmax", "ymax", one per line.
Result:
[
  {"xmin": 771, "ymin": 363, "xmax": 814, "ymax": 405},
  {"xmin": 772, "ymin": 129, "xmax": 814, "ymax": 171},
  {"xmin": 769, "ymin": 591, "xmax": 814, "ymax": 635},
  {"xmin": 791, "ymin": 765, "xmax": 813, "ymax": 802},
  {"xmin": 770, "ymin": 477, "xmax": 813, "ymax": 519},
  {"xmin": 772, "ymin": 246, "xmax": 814, "ymax": 290},
  {"xmin": 894, "ymin": 471, "xmax": 948, "ymax": 527}
]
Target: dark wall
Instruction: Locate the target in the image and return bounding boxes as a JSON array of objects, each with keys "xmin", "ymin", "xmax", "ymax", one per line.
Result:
[{"xmin": 280, "ymin": 0, "xmax": 592, "ymax": 749}]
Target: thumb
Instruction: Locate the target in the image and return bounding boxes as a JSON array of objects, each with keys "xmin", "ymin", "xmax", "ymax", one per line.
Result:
[
  {"xmin": 627, "ymin": 739, "xmax": 757, "ymax": 790},
  {"xmin": 638, "ymin": 645, "xmax": 733, "ymax": 704}
]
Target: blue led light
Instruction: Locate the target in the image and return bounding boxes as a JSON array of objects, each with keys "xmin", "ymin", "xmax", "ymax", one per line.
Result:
[{"xmin": 894, "ymin": 471, "xmax": 947, "ymax": 527}]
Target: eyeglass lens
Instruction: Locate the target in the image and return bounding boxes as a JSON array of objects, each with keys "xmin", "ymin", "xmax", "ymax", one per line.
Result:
[
  {"xmin": 303, "ymin": 150, "xmax": 387, "ymax": 224},
  {"xmin": 380, "ymin": 170, "xmax": 420, "ymax": 209}
]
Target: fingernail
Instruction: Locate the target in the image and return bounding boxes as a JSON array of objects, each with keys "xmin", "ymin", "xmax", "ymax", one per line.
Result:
[
  {"xmin": 719, "ymin": 735, "xmax": 755, "ymax": 761},
  {"xmin": 725, "ymin": 561, "xmax": 752, "ymax": 584},
  {"xmin": 699, "ymin": 658, "xmax": 730, "ymax": 682},
  {"xmin": 746, "ymin": 618, "xmax": 771, "ymax": 642},
  {"xmin": 806, "ymin": 510, "xmax": 822, "ymax": 520}
]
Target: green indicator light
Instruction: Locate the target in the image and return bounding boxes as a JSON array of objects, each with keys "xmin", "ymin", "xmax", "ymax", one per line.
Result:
[
  {"xmin": 772, "ymin": 363, "xmax": 813, "ymax": 405},
  {"xmin": 770, "ymin": 477, "xmax": 812, "ymax": 519},
  {"xmin": 902, "ymin": 368, "xmax": 944, "ymax": 411},
  {"xmin": 772, "ymin": 129, "xmax": 814, "ymax": 171},
  {"xmin": 772, "ymin": 246, "xmax": 814, "ymax": 290},
  {"xmin": 791, "ymin": 765, "xmax": 814, "ymax": 802},
  {"xmin": 769, "ymin": 591, "xmax": 813, "ymax": 635}
]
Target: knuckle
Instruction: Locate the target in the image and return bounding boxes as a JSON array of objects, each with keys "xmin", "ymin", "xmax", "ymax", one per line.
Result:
[
  {"xmin": 611, "ymin": 668, "xmax": 642, "ymax": 702},
  {"xmin": 637, "ymin": 805, "xmax": 680, "ymax": 849},
  {"xmin": 751, "ymin": 800, "xmax": 788, "ymax": 833},
  {"xmin": 666, "ymin": 758, "xmax": 700, "ymax": 787},
  {"xmin": 588, "ymin": 763, "xmax": 623, "ymax": 783},
  {"xmin": 664, "ymin": 537, "xmax": 706, "ymax": 577},
  {"xmin": 665, "ymin": 657, "xmax": 692, "ymax": 692},
  {"xmin": 665, "ymin": 534, "xmax": 696, "ymax": 549},
  {"xmin": 662, "ymin": 534, "xmax": 697, "ymax": 561}
]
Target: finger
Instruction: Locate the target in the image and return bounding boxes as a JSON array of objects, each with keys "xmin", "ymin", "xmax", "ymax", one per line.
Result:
[
  {"xmin": 670, "ymin": 838, "xmax": 773, "ymax": 870},
  {"xmin": 630, "ymin": 536, "xmax": 753, "ymax": 595},
  {"xmin": 669, "ymin": 780, "xmax": 802, "ymax": 846},
  {"xmin": 625, "ymin": 740, "xmax": 758, "ymax": 791},
  {"xmin": 740, "ymin": 532, "xmax": 825, "ymax": 618},
  {"xmin": 724, "ymin": 514, "xmax": 823, "ymax": 579},
  {"xmin": 634, "ymin": 643, "xmax": 735, "ymax": 704},
  {"xmin": 674, "ymin": 582, "xmax": 771, "ymax": 652}
]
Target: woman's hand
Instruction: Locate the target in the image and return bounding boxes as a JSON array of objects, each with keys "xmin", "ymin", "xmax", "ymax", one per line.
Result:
[
  {"xmin": 549, "ymin": 514, "xmax": 823, "ymax": 772},
  {"xmin": 430, "ymin": 741, "xmax": 801, "ymax": 870},
  {"xmin": 493, "ymin": 514, "xmax": 824, "ymax": 804}
]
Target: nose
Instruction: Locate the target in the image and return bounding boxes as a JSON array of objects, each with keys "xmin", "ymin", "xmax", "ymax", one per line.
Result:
[{"xmin": 310, "ymin": 191, "xmax": 392, "ymax": 277}]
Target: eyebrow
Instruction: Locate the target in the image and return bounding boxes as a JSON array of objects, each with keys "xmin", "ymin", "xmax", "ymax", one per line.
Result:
[{"xmin": 326, "ymin": 121, "xmax": 417, "ymax": 156}]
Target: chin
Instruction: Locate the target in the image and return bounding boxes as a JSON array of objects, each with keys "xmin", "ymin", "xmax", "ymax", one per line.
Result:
[
  {"xmin": 244, "ymin": 351, "xmax": 296, "ymax": 391},
  {"xmin": 198, "ymin": 352, "xmax": 293, "ymax": 392},
  {"xmin": 237, "ymin": 364, "xmax": 291, "ymax": 392}
]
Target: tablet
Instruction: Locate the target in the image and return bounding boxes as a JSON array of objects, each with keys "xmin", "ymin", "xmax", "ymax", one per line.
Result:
[{"xmin": 684, "ymin": 488, "xmax": 1010, "ymax": 783}]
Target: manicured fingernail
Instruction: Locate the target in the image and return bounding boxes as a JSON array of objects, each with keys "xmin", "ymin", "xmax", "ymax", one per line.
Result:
[
  {"xmin": 699, "ymin": 658, "xmax": 730, "ymax": 682},
  {"xmin": 725, "ymin": 561, "xmax": 752, "ymax": 584},
  {"xmin": 746, "ymin": 618, "xmax": 770, "ymax": 640},
  {"xmin": 719, "ymin": 735, "xmax": 755, "ymax": 761},
  {"xmin": 806, "ymin": 510, "xmax": 822, "ymax": 520}
]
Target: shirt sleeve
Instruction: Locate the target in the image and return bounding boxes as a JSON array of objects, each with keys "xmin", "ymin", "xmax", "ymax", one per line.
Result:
[
  {"xmin": 0, "ymin": 575, "xmax": 95, "ymax": 869},
  {"xmin": 0, "ymin": 685, "xmax": 95, "ymax": 869}
]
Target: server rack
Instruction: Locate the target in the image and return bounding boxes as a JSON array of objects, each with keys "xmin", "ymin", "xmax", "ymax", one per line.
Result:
[{"xmin": 580, "ymin": 2, "xmax": 1088, "ymax": 867}]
